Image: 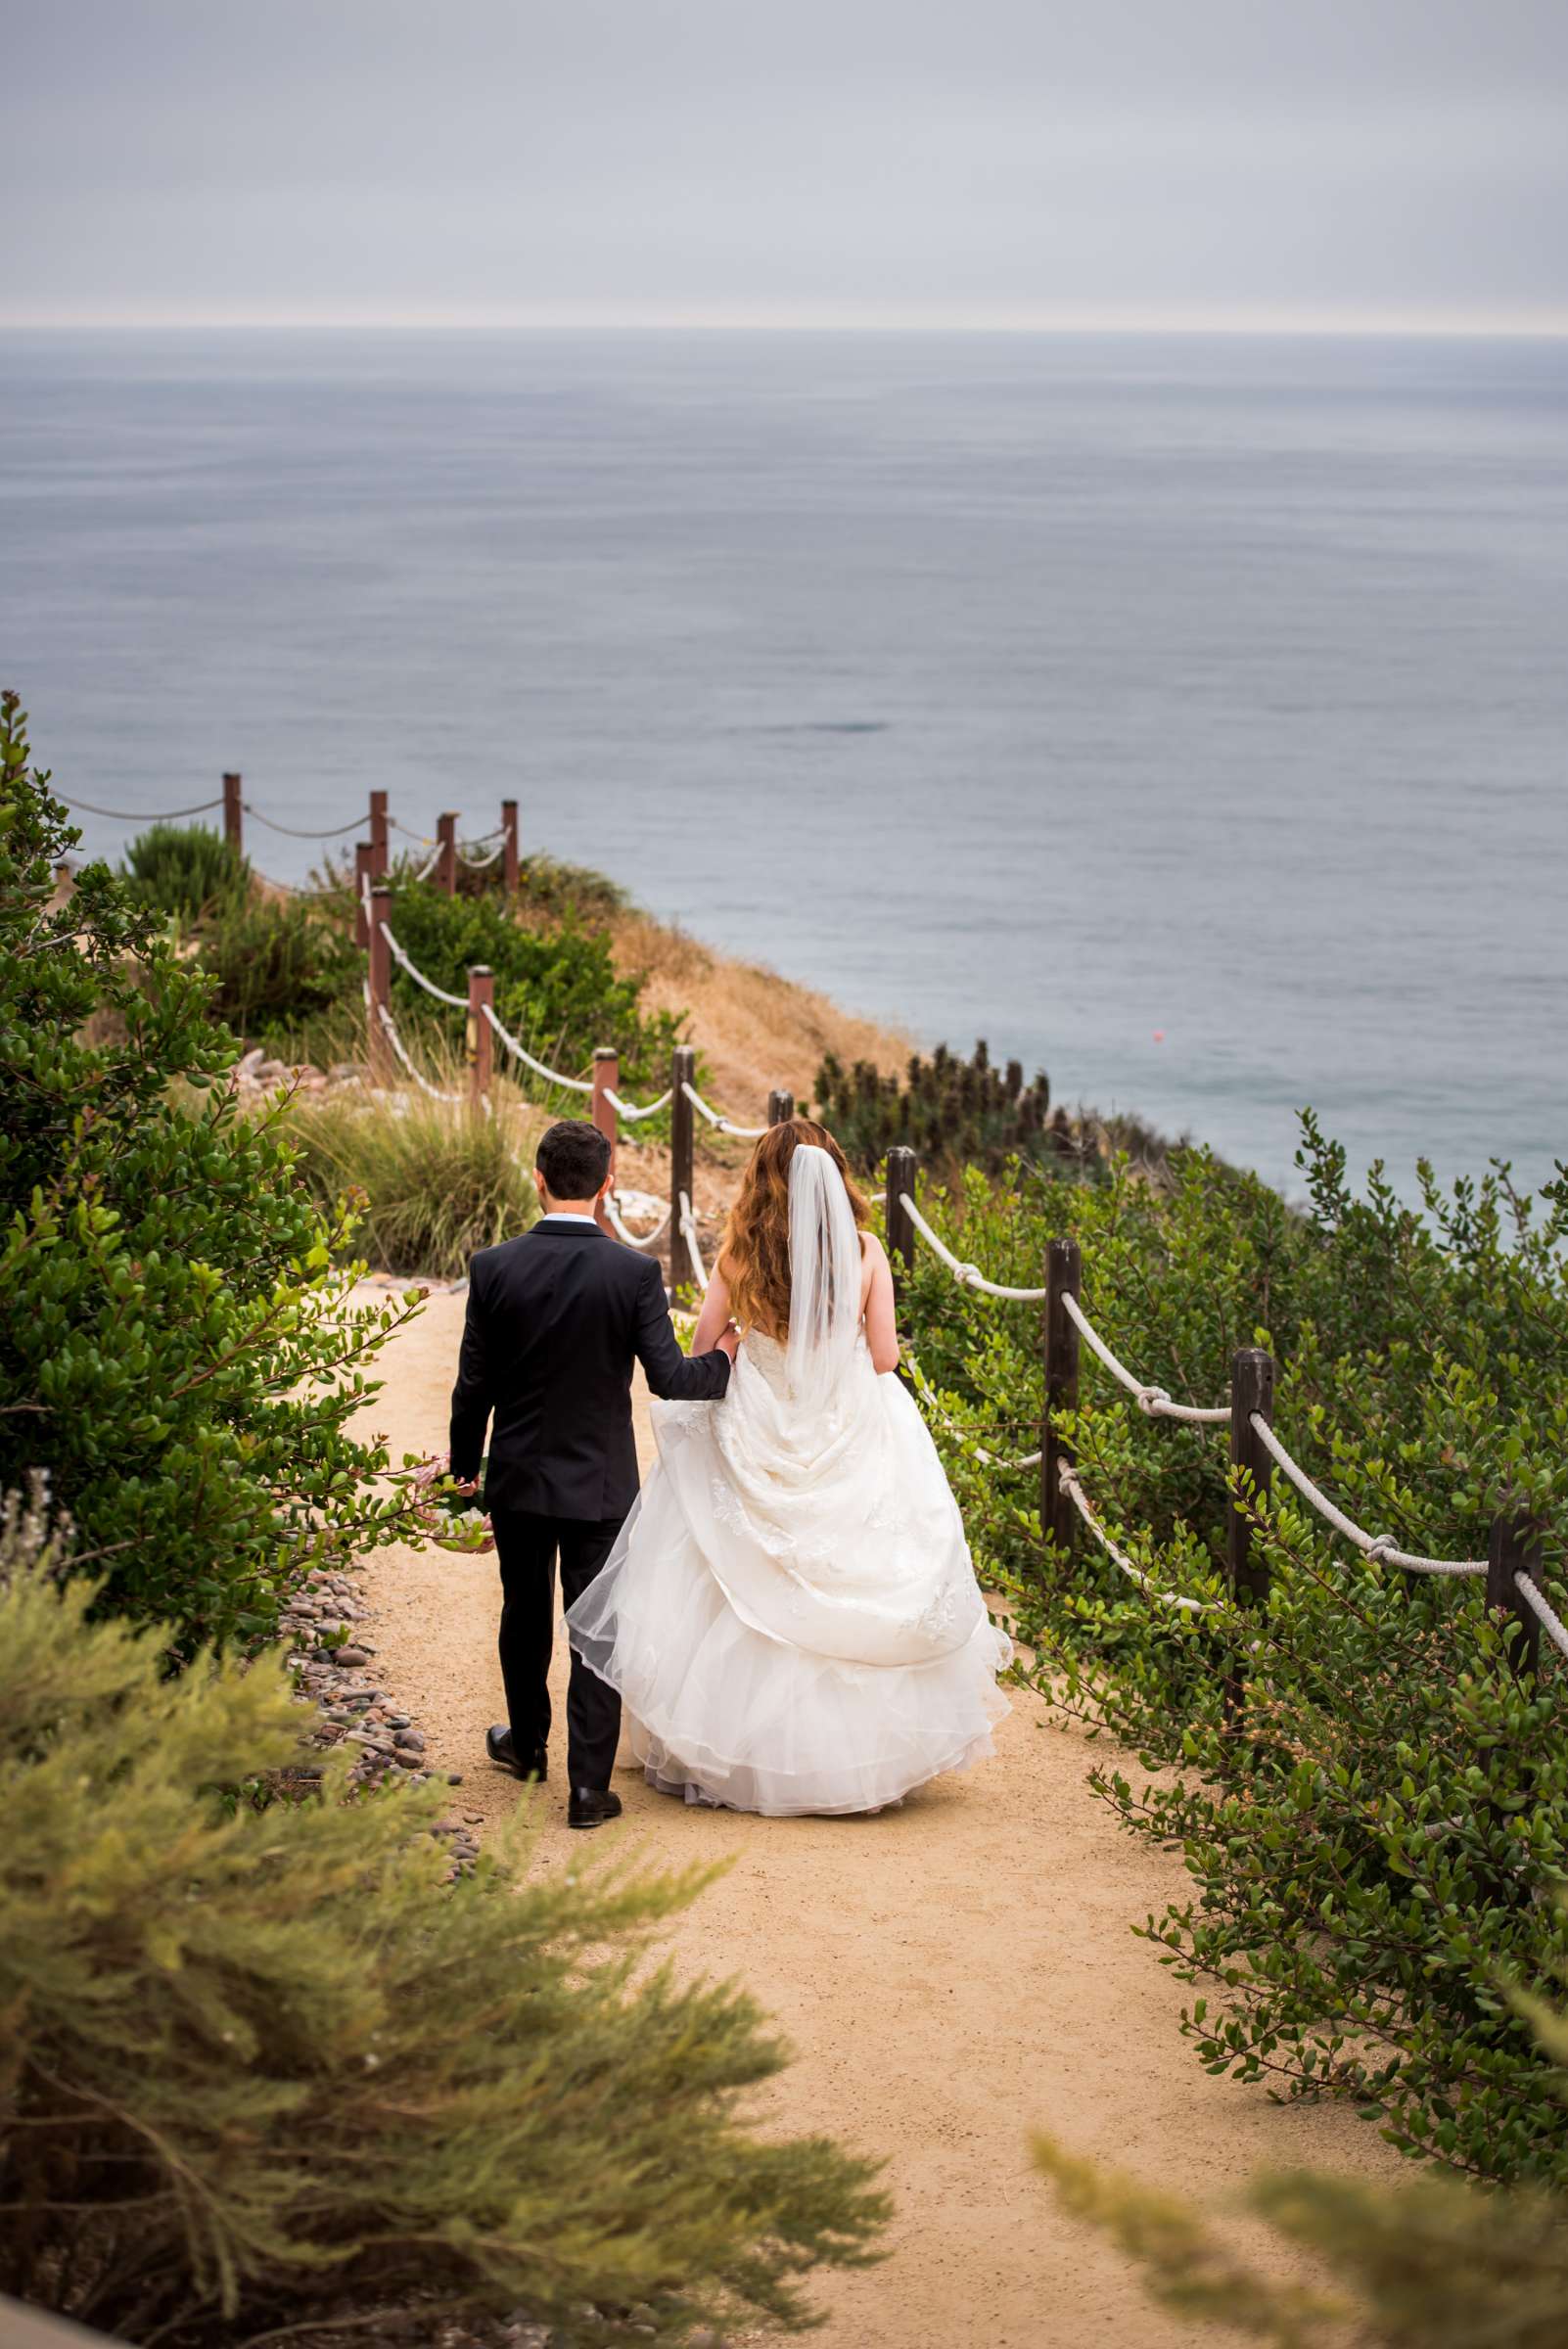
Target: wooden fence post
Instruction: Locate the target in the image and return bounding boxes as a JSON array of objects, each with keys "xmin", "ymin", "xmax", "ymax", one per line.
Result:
[
  {"xmin": 1487, "ymin": 1510, "xmax": 1543, "ymax": 1684},
  {"xmin": 591, "ymin": 1049, "xmax": 619, "ymax": 1235},
  {"xmin": 670, "ymin": 1044, "xmax": 697, "ymax": 1291},
  {"xmin": 1042, "ymin": 1237, "xmax": 1082, "ymax": 1553},
  {"xmin": 502, "ymin": 799, "xmax": 519, "ymax": 894},
  {"xmin": 353, "ymin": 842, "xmax": 373, "ymax": 948},
  {"xmin": 436, "ymin": 812, "xmax": 457, "ymax": 896},
  {"xmin": 1225, "ymin": 1348, "xmax": 1275, "ymax": 1727},
  {"xmin": 369, "ymin": 789, "xmax": 389, "ymax": 879},
  {"xmin": 367, "ymin": 885, "xmax": 392, "ymax": 1079},
  {"xmin": 767, "ymin": 1088, "xmax": 794, "ymax": 1125},
  {"xmin": 467, "ymin": 965, "xmax": 494, "ymax": 1115},
  {"xmin": 1227, "ymin": 1350, "xmax": 1275, "ymax": 1607},
  {"xmin": 222, "ymin": 772, "xmax": 243, "ymax": 854},
  {"xmin": 885, "ymin": 1146, "xmax": 917, "ymax": 1298}
]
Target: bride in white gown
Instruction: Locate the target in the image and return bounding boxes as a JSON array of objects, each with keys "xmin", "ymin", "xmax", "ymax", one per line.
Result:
[{"xmin": 566, "ymin": 1118, "xmax": 1011, "ymax": 1817}]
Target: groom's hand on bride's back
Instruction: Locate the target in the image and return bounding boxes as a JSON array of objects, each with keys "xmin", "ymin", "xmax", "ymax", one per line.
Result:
[{"xmin": 715, "ymin": 1322, "xmax": 741, "ymax": 1362}]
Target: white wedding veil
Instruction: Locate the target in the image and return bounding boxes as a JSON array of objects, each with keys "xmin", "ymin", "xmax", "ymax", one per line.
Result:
[{"xmin": 785, "ymin": 1142, "xmax": 862, "ymax": 1406}]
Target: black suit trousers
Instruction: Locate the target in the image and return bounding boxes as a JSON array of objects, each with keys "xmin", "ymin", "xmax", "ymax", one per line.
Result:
[{"xmin": 492, "ymin": 1505, "xmax": 623, "ymax": 1790}]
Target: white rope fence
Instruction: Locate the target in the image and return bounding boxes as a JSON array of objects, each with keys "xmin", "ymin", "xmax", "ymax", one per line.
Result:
[
  {"xmin": 604, "ymin": 1194, "xmax": 674, "ymax": 1251},
  {"xmin": 1061, "ymin": 1293, "xmax": 1232, "ymax": 1425},
  {"xmin": 899, "ymin": 1194, "xmax": 1048, "ymax": 1301},
  {"xmin": 681, "ymin": 1082, "xmax": 767, "ymax": 1141},
  {"xmin": 678, "ymin": 1190, "xmax": 711, "ymax": 1291},
  {"xmin": 411, "ymin": 842, "xmax": 443, "ymax": 883},
  {"xmin": 454, "ymin": 839, "xmax": 506, "ymax": 869},
  {"xmin": 245, "ymin": 804, "xmax": 363, "ymax": 840},
  {"xmin": 1057, "ymin": 1462, "xmax": 1215, "ymax": 1616},
  {"xmin": 365, "ymin": 990, "xmax": 463, "ymax": 1105},
  {"xmin": 602, "ymin": 1087, "xmax": 674, "ymax": 1123},
  {"xmin": 380, "ymin": 922, "xmax": 470, "ymax": 1009},
  {"xmin": 1247, "ymin": 1414, "xmax": 1487, "ymax": 1578},
  {"xmin": 1517, "ymin": 1574, "xmax": 1568, "ymax": 1664},
  {"xmin": 600, "ymin": 1193, "xmax": 675, "ymax": 1249},
  {"xmin": 479, "ymin": 1001, "xmax": 595, "ymax": 1094},
  {"xmin": 67, "ymin": 793, "xmax": 223, "ymax": 820}
]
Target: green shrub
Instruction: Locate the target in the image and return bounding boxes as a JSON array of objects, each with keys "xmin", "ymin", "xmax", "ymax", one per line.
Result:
[
  {"xmin": 815, "ymin": 1040, "xmax": 1057, "ymax": 1176},
  {"xmin": 198, "ymin": 890, "xmax": 361, "ymax": 1047},
  {"xmin": 122, "ymin": 821, "xmax": 249, "ymax": 922},
  {"xmin": 0, "ymin": 690, "xmax": 427, "ymax": 1652},
  {"xmin": 288, "ymin": 1089, "xmax": 544, "ymax": 1277},
  {"xmin": 894, "ymin": 1128, "xmax": 1568, "ymax": 2188},
  {"xmin": 385, "ymin": 879, "xmax": 680, "ymax": 1092},
  {"xmin": 0, "ymin": 1500, "xmax": 889, "ymax": 2346}
]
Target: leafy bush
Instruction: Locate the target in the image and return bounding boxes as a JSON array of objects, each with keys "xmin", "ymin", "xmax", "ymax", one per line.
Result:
[
  {"xmin": 0, "ymin": 1499, "xmax": 889, "ymax": 2346},
  {"xmin": 288, "ymin": 1089, "xmax": 544, "ymax": 1277},
  {"xmin": 0, "ymin": 690, "xmax": 425, "ymax": 1652},
  {"xmin": 1035, "ymin": 1943, "xmax": 1568, "ymax": 2346},
  {"xmin": 894, "ymin": 1127, "xmax": 1568, "ymax": 2187},
  {"xmin": 385, "ymin": 878, "xmax": 680, "ymax": 1092},
  {"xmin": 815, "ymin": 1040, "xmax": 1056, "ymax": 1175},
  {"xmin": 122, "ymin": 821, "xmax": 249, "ymax": 922},
  {"xmin": 198, "ymin": 889, "xmax": 361, "ymax": 1047}
]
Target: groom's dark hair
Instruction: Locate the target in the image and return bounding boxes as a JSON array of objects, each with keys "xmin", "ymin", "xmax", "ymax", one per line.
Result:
[{"xmin": 536, "ymin": 1119, "xmax": 612, "ymax": 1201}]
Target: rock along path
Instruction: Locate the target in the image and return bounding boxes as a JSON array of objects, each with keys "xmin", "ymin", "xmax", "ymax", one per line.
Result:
[{"xmin": 351, "ymin": 1284, "xmax": 1400, "ymax": 2349}]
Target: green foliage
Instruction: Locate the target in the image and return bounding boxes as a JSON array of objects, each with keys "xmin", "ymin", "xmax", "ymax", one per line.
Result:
[
  {"xmin": 815, "ymin": 1039, "xmax": 1056, "ymax": 1175},
  {"xmin": 288, "ymin": 1089, "xmax": 544, "ymax": 1278},
  {"xmin": 385, "ymin": 878, "xmax": 680, "ymax": 1092},
  {"xmin": 0, "ymin": 690, "xmax": 428, "ymax": 1652},
  {"xmin": 198, "ymin": 889, "xmax": 361, "ymax": 1047},
  {"xmin": 0, "ymin": 1503, "xmax": 890, "ymax": 2346},
  {"xmin": 1035, "ymin": 1939, "xmax": 1568, "ymax": 2347},
  {"xmin": 895, "ymin": 1126, "xmax": 1568, "ymax": 2188},
  {"xmin": 122, "ymin": 821, "xmax": 249, "ymax": 922}
]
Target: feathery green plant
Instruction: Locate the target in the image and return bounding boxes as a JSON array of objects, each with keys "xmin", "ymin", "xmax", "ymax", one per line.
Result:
[{"xmin": 0, "ymin": 1496, "xmax": 890, "ymax": 2346}]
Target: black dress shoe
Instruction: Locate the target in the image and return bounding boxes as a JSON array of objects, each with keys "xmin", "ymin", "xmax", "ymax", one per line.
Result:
[
  {"xmin": 568, "ymin": 1786, "xmax": 623, "ymax": 1830},
  {"xmin": 486, "ymin": 1725, "xmax": 546, "ymax": 1780}
]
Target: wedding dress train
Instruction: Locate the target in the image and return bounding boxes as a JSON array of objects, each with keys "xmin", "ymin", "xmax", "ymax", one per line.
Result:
[{"xmin": 566, "ymin": 1324, "xmax": 1012, "ymax": 1817}]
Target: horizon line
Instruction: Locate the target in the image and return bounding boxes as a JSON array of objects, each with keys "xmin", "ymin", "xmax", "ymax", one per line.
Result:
[{"xmin": 6, "ymin": 304, "xmax": 1568, "ymax": 340}]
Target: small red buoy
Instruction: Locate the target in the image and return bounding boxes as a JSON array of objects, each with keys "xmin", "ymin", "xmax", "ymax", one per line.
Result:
[{"xmin": 1152, "ymin": 1030, "xmax": 1166, "ymax": 1043}]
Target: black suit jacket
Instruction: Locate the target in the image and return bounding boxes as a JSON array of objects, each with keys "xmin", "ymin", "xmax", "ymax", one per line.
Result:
[{"xmin": 449, "ymin": 1219, "xmax": 731, "ymax": 1521}]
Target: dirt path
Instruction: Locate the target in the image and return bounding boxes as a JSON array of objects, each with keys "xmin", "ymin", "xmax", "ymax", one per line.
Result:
[{"xmin": 352, "ymin": 1286, "xmax": 1399, "ymax": 2349}]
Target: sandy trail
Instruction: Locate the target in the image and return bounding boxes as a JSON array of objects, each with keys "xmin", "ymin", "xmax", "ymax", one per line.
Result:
[{"xmin": 353, "ymin": 1287, "xmax": 1398, "ymax": 2349}]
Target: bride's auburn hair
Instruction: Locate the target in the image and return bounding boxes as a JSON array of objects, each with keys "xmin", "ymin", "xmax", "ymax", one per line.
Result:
[{"xmin": 719, "ymin": 1117, "xmax": 869, "ymax": 1337}]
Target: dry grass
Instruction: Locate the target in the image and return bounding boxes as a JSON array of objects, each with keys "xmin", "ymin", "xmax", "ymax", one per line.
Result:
[{"xmin": 610, "ymin": 910, "xmax": 911, "ymax": 1123}]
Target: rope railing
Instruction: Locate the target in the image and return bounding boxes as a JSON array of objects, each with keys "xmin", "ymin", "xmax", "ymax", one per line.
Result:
[
  {"xmin": 602, "ymin": 1087, "xmax": 673, "ymax": 1124},
  {"xmin": 677, "ymin": 1190, "xmax": 711, "ymax": 1291},
  {"xmin": 899, "ymin": 1194, "xmax": 1048, "ymax": 1301},
  {"xmin": 480, "ymin": 1002, "xmax": 595, "ymax": 1095},
  {"xmin": 1061, "ymin": 1292, "xmax": 1232, "ymax": 1425},
  {"xmin": 454, "ymin": 840, "xmax": 505, "ymax": 869},
  {"xmin": 887, "ymin": 1166, "xmax": 1558, "ymax": 1689},
  {"xmin": 364, "ymin": 990, "xmax": 463, "ymax": 1105},
  {"xmin": 1057, "ymin": 1461, "xmax": 1216, "ymax": 1616},
  {"xmin": 1247, "ymin": 1413, "xmax": 1488, "ymax": 1578},
  {"xmin": 244, "ymin": 804, "xmax": 364, "ymax": 840},
  {"xmin": 65, "ymin": 793, "xmax": 223, "ymax": 821},
  {"xmin": 1517, "ymin": 1574, "xmax": 1568, "ymax": 1665},
  {"xmin": 380, "ymin": 922, "xmax": 469, "ymax": 1010},
  {"xmin": 680, "ymin": 1082, "xmax": 767, "ymax": 1141},
  {"xmin": 604, "ymin": 1194, "xmax": 674, "ymax": 1251}
]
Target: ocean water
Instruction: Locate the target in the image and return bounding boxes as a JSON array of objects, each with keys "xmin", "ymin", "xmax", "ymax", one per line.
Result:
[{"xmin": 3, "ymin": 327, "xmax": 1565, "ymax": 1200}]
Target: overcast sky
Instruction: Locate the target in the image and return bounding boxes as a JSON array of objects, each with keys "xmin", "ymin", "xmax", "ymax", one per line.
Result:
[{"xmin": 8, "ymin": 0, "xmax": 1568, "ymax": 330}]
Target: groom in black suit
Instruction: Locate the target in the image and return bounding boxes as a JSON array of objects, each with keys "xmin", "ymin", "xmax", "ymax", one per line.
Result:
[{"xmin": 449, "ymin": 1119, "xmax": 735, "ymax": 1827}]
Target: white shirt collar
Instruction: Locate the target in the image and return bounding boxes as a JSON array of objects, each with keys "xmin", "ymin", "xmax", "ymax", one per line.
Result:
[{"xmin": 538, "ymin": 1209, "xmax": 600, "ymax": 1223}]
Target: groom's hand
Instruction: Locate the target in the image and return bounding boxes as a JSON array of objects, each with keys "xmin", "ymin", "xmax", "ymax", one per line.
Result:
[{"xmin": 715, "ymin": 1323, "xmax": 741, "ymax": 1362}]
